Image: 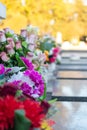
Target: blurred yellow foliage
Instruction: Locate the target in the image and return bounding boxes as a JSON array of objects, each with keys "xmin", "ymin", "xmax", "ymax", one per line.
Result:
[{"xmin": 0, "ymin": 0, "xmax": 87, "ymax": 40}]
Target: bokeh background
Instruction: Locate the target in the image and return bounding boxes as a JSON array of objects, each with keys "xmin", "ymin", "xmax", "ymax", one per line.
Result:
[{"xmin": 0, "ymin": 0, "xmax": 87, "ymax": 41}]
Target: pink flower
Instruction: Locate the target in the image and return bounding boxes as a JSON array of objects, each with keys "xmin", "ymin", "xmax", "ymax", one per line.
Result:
[
  {"xmin": 38, "ymin": 53, "xmax": 46, "ymax": 64},
  {"xmin": 20, "ymin": 29, "xmax": 27, "ymax": 38},
  {"xmin": 5, "ymin": 44, "xmax": 15, "ymax": 55},
  {"xmin": 0, "ymin": 64, "xmax": 5, "ymax": 75},
  {"xmin": 26, "ymin": 34, "xmax": 38, "ymax": 44},
  {"xmin": 0, "ymin": 52, "xmax": 9, "ymax": 62},
  {"xmin": 7, "ymin": 38, "xmax": 15, "ymax": 48},
  {"xmin": 0, "ymin": 31, "xmax": 6, "ymax": 42},
  {"xmin": 53, "ymin": 47, "xmax": 60, "ymax": 56},
  {"xmin": 15, "ymin": 41, "xmax": 22, "ymax": 49},
  {"xmin": 49, "ymin": 57, "xmax": 56, "ymax": 63}
]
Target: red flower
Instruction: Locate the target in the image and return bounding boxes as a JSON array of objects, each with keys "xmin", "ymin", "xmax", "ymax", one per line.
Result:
[
  {"xmin": 0, "ymin": 96, "xmax": 23, "ymax": 130},
  {"xmin": 49, "ymin": 57, "xmax": 56, "ymax": 63},
  {"xmin": 0, "ymin": 83, "xmax": 18, "ymax": 97},
  {"xmin": 23, "ymin": 99, "xmax": 45, "ymax": 128}
]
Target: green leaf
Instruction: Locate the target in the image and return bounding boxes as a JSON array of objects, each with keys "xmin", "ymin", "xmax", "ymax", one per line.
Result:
[
  {"xmin": 40, "ymin": 42, "xmax": 55, "ymax": 52},
  {"xmin": 15, "ymin": 53, "xmax": 26, "ymax": 69},
  {"xmin": 15, "ymin": 90, "xmax": 22, "ymax": 97},
  {"xmin": 22, "ymin": 41, "xmax": 27, "ymax": 48},
  {"xmin": 48, "ymin": 98, "xmax": 57, "ymax": 104},
  {"xmin": 14, "ymin": 110, "xmax": 31, "ymax": 130},
  {"xmin": 5, "ymin": 32, "xmax": 13, "ymax": 38},
  {"xmin": 38, "ymin": 84, "xmax": 46, "ymax": 101}
]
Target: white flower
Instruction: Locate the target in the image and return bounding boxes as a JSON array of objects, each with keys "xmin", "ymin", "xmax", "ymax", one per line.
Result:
[{"xmin": 8, "ymin": 71, "xmax": 35, "ymax": 87}]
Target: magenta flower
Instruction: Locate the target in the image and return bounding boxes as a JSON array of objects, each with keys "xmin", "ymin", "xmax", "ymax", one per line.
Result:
[
  {"xmin": 53, "ymin": 47, "xmax": 60, "ymax": 56},
  {"xmin": 24, "ymin": 70, "xmax": 44, "ymax": 96},
  {"xmin": 21, "ymin": 57, "xmax": 34, "ymax": 70},
  {"xmin": 9, "ymin": 69, "xmax": 45, "ymax": 98},
  {"xmin": 0, "ymin": 64, "xmax": 5, "ymax": 75}
]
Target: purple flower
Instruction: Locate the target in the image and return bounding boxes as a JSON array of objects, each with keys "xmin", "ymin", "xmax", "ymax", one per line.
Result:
[
  {"xmin": 21, "ymin": 57, "xmax": 34, "ymax": 70},
  {"xmin": 24, "ymin": 70, "xmax": 44, "ymax": 96},
  {"xmin": 21, "ymin": 82, "xmax": 32, "ymax": 94},
  {"xmin": 5, "ymin": 68, "xmax": 12, "ymax": 74},
  {"xmin": 0, "ymin": 64, "xmax": 5, "ymax": 75}
]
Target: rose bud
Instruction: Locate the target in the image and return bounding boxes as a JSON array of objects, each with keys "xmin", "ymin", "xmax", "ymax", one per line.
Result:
[
  {"xmin": 7, "ymin": 38, "xmax": 15, "ymax": 48},
  {"xmin": 20, "ymin": 29, "xmax": 27, "ymax": 38},
  {"xmin": 15, "ymin": 41, "xmax": 22, "ymax": 49},
  {"xmin": 5, "ymin": 44, "xmax": 15, "ymax": 55},
  {"xmin": 27, "ymin": 34, "xmax": 38, "ymax": 44},
  {"xmin": 0, "ymin": 52, "xmax": 9, "ymax": 62}
]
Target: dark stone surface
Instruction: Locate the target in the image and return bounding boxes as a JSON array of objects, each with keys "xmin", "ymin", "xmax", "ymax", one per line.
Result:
[
  {"xmin": 52, "ymin": 79, "xmax": 87, "ymax": 97},
  {"xmin": 61, "ymin": 58, "xmax": 87, "ymax": 65},
  {"xmin": 57, "ymin": 65, "xmax": 87, "ymax": 71},
  {"xmin": 50, "ymin": 50, "xmax": 87, "ymax": 130}
]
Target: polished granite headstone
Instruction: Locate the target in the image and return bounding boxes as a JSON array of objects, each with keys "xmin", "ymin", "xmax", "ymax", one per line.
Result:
[
  {"xmin": 60, "ymin": 50, "xmax": 87, "ymax": 58},
  {"xmin": 52, "ymin": 102, "xmax": 87, "ymax": 130},
  {"xmin": 51, "ymin": 50, "xmax": 87, "ymax": 130},
  {"xmin": 61, "ymin": 58, "xmax": 87, "ymax": 65}
]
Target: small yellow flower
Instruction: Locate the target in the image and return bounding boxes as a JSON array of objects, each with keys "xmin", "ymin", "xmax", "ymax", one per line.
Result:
[{"xmin": 41, "ymin": 120, "xmax": 53, "ymax": 130}]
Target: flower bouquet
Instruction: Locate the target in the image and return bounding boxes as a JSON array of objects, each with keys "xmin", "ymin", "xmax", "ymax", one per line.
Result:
[
  {"xmin": 0, "ymin": 61, "xmax": 55, "ymax": 130},
  {"xmin": 0, "ymin": 26, "xmax": 39, "ymax": 67},
  {"xmin": 0, "ymin": 26, "xmax": 57, "ymax": 130},
  {"xmin": 39, "ymin": 34, "xmax": 61, "ymax": 81},
  {"xmin": 0, "ymin": 84, "xmax": 50, "ymax": 130}
]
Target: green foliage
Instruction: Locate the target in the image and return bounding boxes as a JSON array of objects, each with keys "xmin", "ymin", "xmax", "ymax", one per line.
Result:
[
  {"xmin": 38, "ymin": 84, "xmax": 46, "ymax": 101},
  {"xmin": 15, "ymin": 53, "xmax": 26, "ymax": 69},
  {"xmin": 14, "ymin": 110, "xmax": 31, "ymax": 130},
  {"xmin": 39, "ymin": 35, "xmax": 56, "ymax": 52}
]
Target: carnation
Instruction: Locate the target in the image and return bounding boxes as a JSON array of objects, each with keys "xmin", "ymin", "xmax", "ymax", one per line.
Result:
[
  {"xmin": 23, "ymin": 99, "xmax": 45, "ymax": 127},
  {"xmin": 8, "ymin": 69, "xmax": 44, "ymax": 98},
  {"xmin": 0, "ymin": 96, "xmax": 23, "ymax": 130}
]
